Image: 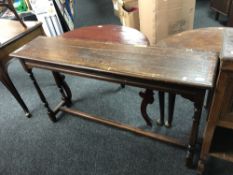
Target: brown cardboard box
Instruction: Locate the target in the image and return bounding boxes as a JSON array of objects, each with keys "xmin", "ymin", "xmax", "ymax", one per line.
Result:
[
  {"xmin": 112, "ymin": 0, "xmax": 120, "ymax": 17},
  {"xmin": 119, "ymin": 0, "xmax": 140, "ymax": 30},
  {"xmin": 123, "ymin": 0, "xmax": 138, "ymax": 9},
  {"xmin": 112, "ymin": 0, "xmax": 140, "ymax": 30},
  {"xmin": 139, "ymin": 0, "xmax": 196, "ymax": 45},
  {"xmin": 112, "ymin": 0, "xmax": 137, "ymax": 17}
]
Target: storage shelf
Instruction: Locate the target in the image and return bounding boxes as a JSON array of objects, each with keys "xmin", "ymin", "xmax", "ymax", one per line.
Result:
[
  {"xmin": 209, "ymin": 127, "xmax": 233, "ymax": 162},
  {"xmin": 218, "ymin": 120, "xmax": 233, "ymax": 130}
]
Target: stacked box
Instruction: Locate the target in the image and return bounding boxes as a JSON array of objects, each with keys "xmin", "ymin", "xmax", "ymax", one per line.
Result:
[
  {"xmin": 112, "ymin": 0, "xmax": 140, "ymax": 30},
  {"xmin": 138, "ymin": 0, "xmax": 196, "ymax": 45}
]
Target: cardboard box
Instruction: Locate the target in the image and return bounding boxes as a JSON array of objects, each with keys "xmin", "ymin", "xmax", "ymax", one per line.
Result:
[
  {"xmin": 139, "ymin": 0, "xmax": 196, "ymax": 45},
  {"xmin": 112, "ymin": 0, "xmax": 133, "ymax": 17},
  {"xmin": 119, "ymin": 0, "xmax": 140, "ymax": 30},
  {"xmin": 112, "ymin": 0, "xmax": 120, "ymax": 17},
  {"xmin": 112, "ymin": 0, "xmax": 140, "ymax": 30}
]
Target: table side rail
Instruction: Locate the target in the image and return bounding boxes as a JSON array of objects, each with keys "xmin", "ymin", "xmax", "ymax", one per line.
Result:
[{"xmin": 21, "ymin": 59, "xmax": 208, "ymax": 96}]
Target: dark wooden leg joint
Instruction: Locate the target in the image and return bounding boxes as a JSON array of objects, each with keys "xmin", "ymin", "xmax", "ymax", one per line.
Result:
[
  {"xmin": 52, "ymin": 72, "xmax": 72, "ymax": 107},
  {"xmin": 121, "ymin": 83, "xmax": 125, "ymax": 88},
  {"xmin": 139, "ymin": 89, "xmax": 154, "ymax": 127}
]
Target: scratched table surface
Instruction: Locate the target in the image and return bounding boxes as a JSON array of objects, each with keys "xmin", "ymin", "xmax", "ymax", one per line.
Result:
[{"xmin": 11, "ymin": 36, "xmax": 218, "ymax": 89}]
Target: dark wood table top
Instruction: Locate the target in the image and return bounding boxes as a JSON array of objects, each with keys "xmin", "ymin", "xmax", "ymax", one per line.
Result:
[
  {"xmin": 11, "ymin": 36, "xmax": 218, "ymax": 88},
  {"xmin": 0, "ymin": 19, "xmax": 42, "ymax": 48}
]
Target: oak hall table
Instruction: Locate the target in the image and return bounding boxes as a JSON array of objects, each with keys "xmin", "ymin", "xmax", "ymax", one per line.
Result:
[
  {"xmin": 0, "ymin": 19, "xmax": 43, "ymax": 117},
  {"xmin": 11, "ymin": 36, "xmax": 218, "ymax": 167}
]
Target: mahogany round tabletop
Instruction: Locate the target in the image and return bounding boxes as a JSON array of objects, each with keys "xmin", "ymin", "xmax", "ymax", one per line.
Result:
[
  {"xmin": 61, "ymin": 25, "xmax": 149, "ymax": 46},
  {"xmin": 156, "ymin": 27, "xmax": 224, "ymax": 53}
]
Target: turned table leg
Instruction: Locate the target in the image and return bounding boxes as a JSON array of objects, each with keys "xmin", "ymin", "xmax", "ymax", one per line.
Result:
[
  {"xmin": 0, "ymin": 64, "xmax": 31, "ymax": 118},
  {"xmin": 26, "ymin": 68, "xmax": 56, "ymax": 122},
  {"xmin": 185, "ymin": 92, "xmax": 205, "ymax": 168}
]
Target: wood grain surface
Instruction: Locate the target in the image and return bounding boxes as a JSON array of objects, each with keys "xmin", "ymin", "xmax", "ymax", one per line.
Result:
[
  {"xmin": 0, "ymin": 19, "xmax": 42, "ymax": 48},
  {"xmin": 11, "ymin": 36, "xmax": 218, "ymax": 88},
  {"xmin": 157, "ymin": 27, "xmax": 224, "ymax": 53}
]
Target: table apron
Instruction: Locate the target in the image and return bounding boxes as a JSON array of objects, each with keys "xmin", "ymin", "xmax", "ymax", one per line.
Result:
[{"xmin": 22, "ymin": 59, "xmax": 207, "ymax": 97}]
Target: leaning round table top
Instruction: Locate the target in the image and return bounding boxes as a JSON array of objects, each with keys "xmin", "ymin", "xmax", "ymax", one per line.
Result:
[
  {"xmin": 62, "ymin": 26, "xmax": 223, "ymax": 53},
  {"xmin": 61, "ymin": 25, "xmax": 149, "ymax": 46},
  {"xmin": 156, "ymin": 27, "xmax": 224, "ymax": 53}
]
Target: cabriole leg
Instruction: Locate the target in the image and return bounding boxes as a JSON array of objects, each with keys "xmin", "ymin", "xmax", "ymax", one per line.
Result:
[
  {"xmin": 0, "ymin": 65, "xmax": 31, "ymax": 118},
  {"xmin": 52, "ymin": 72, "xmax": 72, "ymax": 107},
  {"xmin": 139, "ymin": 89, "xmax": 154, "ymax": 127}
]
